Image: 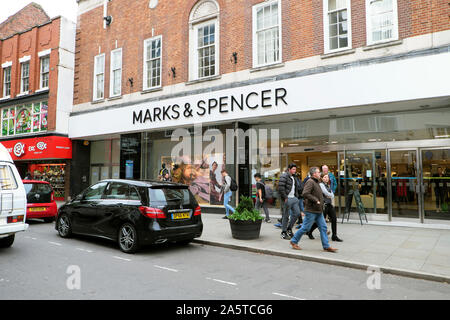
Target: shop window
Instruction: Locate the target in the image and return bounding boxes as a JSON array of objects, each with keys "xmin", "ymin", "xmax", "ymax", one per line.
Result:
[
  {"xmin": 0, "ymin": 101, "xmax": 48, "ymax": 137},
  {"xmin": 29, "ymin": 163, "xmax": 66, "ymax": 200},
  {"xmin": 253, "ymin": 0, "xmax": 281, "ymax": 67}
]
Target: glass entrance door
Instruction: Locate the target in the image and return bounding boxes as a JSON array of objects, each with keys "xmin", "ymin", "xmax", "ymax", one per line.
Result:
[
  {"xmin": 421, "ymin": 148, "xmax": 450, "ymax": 221},
  {"xmin": 388, "ymin": 150, "xmax": 420, "ymax": 220}
]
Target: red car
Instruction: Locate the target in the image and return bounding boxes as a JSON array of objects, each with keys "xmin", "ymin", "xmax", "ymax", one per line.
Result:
[{"xmin": 23, "ymin": 180, "xmax": 58, "ymax": 222}]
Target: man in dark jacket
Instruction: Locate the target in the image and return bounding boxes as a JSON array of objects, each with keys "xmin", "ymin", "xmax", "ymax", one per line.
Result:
[
  {"xmin": 277, "ymin": 163, "xmax": 301, "ymax": 240},
  {"xmin": 289, "ymin": 167, "xmax": 338, "ymax": 252}
]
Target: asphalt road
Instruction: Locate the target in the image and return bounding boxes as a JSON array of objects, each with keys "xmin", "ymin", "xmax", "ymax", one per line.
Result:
[{"xmin": 1, "ymin": 219, "xmax": 449, "ymax": 300}]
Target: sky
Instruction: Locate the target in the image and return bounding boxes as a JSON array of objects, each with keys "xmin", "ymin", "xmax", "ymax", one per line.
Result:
[{"xmin": 0, "ymin": 0, "xmax": 78, "ymax": 24}]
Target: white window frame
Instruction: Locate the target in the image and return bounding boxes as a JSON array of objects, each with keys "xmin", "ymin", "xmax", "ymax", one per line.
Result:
[
  {"xmin": 40, "ymin": 55, "xmax": 50, "ymax": 90},
  {"xmin": 323, "ymin": 0, "xmax": 352, "ymax": 54},
  {"xmin": 143, "ymin": 36, "xmax": 162, "ymax": 90},
  {"xmin": 252, "ymin": 0, "xmax": 282, "ymax": 68},
  {"xmin": 193, "ymin": 20, "xmax": 219, "ymax": 80},
  {"xmin": 365, "ymin": 0, "xmax": 399, "ymax": 46},
  {"xmin": 109, "ymin": 48, "xmax": 122, "ymax": 97},
  {"xmin": 20, "ymin": 61, "xmax": 30, "ymax": 94},
  {"xmin": 2, "ymin": 66, "xmax": 11, "ymax": 98},
  {"xmin": 93, "ymin": 53, "xmax": 105, "ymax": 101}
]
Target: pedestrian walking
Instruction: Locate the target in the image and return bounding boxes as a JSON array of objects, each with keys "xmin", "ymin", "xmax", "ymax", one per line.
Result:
[
  {"xmin": 294, "ymin": 172, "xmax": 305, "ymax": 229},
  {"xmin": 221, "ymin": 169, "xmax": 236, "ymax": 219},
  {"xmin": 254, "ymin": 173, "xmax": 270, "ymax": 222},
  {"xmin": 289, "ymin": 167, "xmax": 338, "ymax": 252},
  {"xmin": 307, "ymin": 174, "xmax": 343, "ymax": 242},
  {"xmin": 322, "ymin": 165, "xmax": 337, "ymax": 193},
  {"xmin": 277, "ymin": 163, "xmax": 301, "ymax": 240}
]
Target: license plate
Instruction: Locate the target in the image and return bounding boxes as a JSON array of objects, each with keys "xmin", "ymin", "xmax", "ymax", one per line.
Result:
[
  {"xmin": 29, "ymin": 207, "xmax": 46, "ymax": 212},
  {"xmin": 172, "ymin": 212, "xmax": 190, "ymax": 220}
]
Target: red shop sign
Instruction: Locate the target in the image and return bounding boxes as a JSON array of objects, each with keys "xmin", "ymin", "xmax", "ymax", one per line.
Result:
[{"xmin": 0, "ymin": 136, "xmax": 72, "ymax": 160}]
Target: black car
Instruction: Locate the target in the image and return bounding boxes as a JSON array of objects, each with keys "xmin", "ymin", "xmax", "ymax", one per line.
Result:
[{"xmin": 55, "ymin": 179, "xmax": 203, "ymax": 253}]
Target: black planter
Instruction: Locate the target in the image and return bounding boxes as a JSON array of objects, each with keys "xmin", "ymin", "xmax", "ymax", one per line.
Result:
[{"xmin": 228, "ymin": 219, "xmax": 263, "ymax": 240}]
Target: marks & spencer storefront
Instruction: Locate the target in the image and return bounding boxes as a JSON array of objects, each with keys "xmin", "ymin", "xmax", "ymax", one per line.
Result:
[{"xmin": 69, "ymin": 50, "xmax": 450, "ymax": 224}]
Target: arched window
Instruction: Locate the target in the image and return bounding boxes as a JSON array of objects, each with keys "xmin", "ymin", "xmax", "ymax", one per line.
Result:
[{"xmin": 188, "ymin": 0, "xmax": 220, "ymax": 81}]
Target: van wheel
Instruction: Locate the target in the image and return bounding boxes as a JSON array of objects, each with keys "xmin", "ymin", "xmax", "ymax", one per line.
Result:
[
  {"xmin": 118, "ymin": 223, "xmax": 139, "ymax": 254},
  {"xmin": 0, "ymin": 234, "xmax": 15, "ymax": 248},
  {"xmin": 57, "ymin": 214, "xmax": 72, "ymax": 238}
]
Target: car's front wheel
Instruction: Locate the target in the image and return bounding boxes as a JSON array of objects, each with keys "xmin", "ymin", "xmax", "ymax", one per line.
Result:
[
  {"xmin": 57, "ymin": 214, "xmax": 72, "ymax": 238},
  {"xmin": 118, "ymin": 223, "xmax": 139, "ymax": 254}
]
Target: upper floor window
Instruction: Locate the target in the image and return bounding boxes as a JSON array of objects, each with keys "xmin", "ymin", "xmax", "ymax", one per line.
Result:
[
  {"xmin": 40, "ymin": 56, "xmax": 50, "ymax": 89},
  {"xmin": 110, "ymin": 48, "xmax": 122, "ymax": 97},
  {"xmin": 253, "ymin": 0, "xmax": 281, "ymax": 67},
  {"xmin": 143, "ymin": 36, "xmax": 162, "ymax": 90},
  {"xmin": 1, "ymin": 101, "xmax": 48, "ymax": 137},
  {"xmin": 188, "ymin": 0, "xmax": 220, "ymax": 81},
  {"xmin": 3, "ymin": 67, "xmax": 11, "ymax": 97},
  {"xmin": 324, "ymin": 0, "xmax": 351, "ymax": 53},
  {"xmin": 366, "ymin": 0, "xmax": 398, "ymax": 45},
  {"xmin": 93, "ymin": 54, "xmax": 105, "ymax": 101},
  {"xmin": 20, "ymin": 62, "xmax": 30, "ymax": 93}
]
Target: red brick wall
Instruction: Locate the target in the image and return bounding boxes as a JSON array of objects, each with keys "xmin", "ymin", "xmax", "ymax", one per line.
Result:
[
  {"xmin": 0, "ymin": 17, "xmax": 61, "ymax": 132},
  {"xmin": 73, "ymin": 0, "xmax": 450, "ymax": 106}
]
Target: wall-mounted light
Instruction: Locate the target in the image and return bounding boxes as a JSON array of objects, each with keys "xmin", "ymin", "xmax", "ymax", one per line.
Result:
[
  {"xmin": 128, "ymin": 77, "xmax": 134, "ymax": 87},
  {"xmin": 104, "ymin": 15, "xmax": 112, "ymax": 26},
  {"xmin": 231, "ymin": 52, "xmax": 238, "ymax": 64},
  {"xmin": 170, "ymin": 67, "xmax": 176, "ymax": 78}
]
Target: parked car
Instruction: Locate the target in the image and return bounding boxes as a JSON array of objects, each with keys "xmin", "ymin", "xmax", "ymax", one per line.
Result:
[
  {"xmin": 55, "ymin": 179, "xmax": 203, "ymax": 253},
  {"xmin": 0, "ymin": 143, "xmax": 28, "ymax": 248},
  {"xmin": 23, "ymin": 180, "xmax": 58, "ymax": 222}
]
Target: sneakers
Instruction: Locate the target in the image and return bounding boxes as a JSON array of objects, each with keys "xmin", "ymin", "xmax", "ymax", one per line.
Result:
[
  {"xmin": 286, "ymin": 229, "xmax": 294, "ymax": 238},
  {"xmin": 281, "ymin": 231, "xmax": 291, "ymax": 240}
]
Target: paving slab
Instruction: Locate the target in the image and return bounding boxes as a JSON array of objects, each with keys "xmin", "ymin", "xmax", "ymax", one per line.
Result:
[{"xmin": 194, "ymin": 213, "xmax": 450, "ymax": 283}]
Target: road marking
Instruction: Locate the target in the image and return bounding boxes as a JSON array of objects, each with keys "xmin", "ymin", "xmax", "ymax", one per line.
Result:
[
  {"xmin": 112, "ymin": 256, "xmax": 131, "ymax": 262},
  {"xmin": 76, "ymin": 248, "xmax": 93, "ymax": 253},
  {"xmin": 154, "ymin": 265, "xmax": 179, "ymax": 273},
  {"xmin": 272, "ymin": 292, "xmax": 305, "ymax": 300},
  {"xmin": 48, "ymin": 241, "xmax": 62, "ymax": 246},
  {"xmin": 206, "ymin": 277, "xmax": 237, "ymax": 286}
]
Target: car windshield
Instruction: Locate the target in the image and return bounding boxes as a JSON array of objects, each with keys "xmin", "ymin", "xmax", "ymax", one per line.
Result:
[
  {"xmin": 148, "ymin": 187, "xmax": 192, "ymax": 206},
  {"xmin": 24, "ymin": 183, "xmax": 52, "ymax": 203}
]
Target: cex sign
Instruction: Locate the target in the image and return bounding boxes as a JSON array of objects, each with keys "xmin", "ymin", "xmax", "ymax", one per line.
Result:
[{"xmin": 0, "ymin": 136, "xmax": 72, "ymax": 160}]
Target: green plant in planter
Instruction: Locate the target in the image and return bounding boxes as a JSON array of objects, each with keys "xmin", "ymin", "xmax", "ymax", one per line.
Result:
[{"xmin": 229, "ymin": 196, "xmax": 264, "ymax": 221}]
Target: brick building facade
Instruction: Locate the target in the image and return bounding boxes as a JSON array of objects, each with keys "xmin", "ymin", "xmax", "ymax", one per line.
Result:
[
  {"xmin": 0, "ymin": 4, "xmax": 76, "ymax": 200},
  {"xmin": 70, "ymin": 0, "xmax": 450, "ymax": 224}
]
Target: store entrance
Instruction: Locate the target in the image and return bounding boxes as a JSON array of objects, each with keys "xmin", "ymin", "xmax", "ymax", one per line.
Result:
[{"xmin": 287, "ymin": 152, "xmax": 338, "ymax": 182}]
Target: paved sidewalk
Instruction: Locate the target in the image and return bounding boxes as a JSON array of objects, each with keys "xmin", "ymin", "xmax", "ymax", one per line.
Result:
[{"xmin": 194, "ymin": 213, "xmax": 450, "ymax": 283}]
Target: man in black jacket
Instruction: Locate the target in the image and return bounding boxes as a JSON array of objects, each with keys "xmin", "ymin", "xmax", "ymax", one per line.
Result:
[{"xmin": 277, "ymin": 163, "xmax": 301, "ymax": 240}]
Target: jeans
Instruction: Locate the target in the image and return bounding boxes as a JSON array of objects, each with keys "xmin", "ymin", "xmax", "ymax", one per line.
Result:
[
  {"xmin": 255, "ymin": 198, "xmax": 270, "ymax": 220},
  {"xmin": 224, "ymin": 191, "xmax": 235, "ymax": 216},
  {"xmin": 291, "ymin": 211, "xmax": 331, "ymax": 249},
  {"xmin": 282, "ymin": 197, "xmax": 300, "ymax": 232},
  {"xmin": 310, "ymin": 203, "xmax": 337, "ymax": 236}
]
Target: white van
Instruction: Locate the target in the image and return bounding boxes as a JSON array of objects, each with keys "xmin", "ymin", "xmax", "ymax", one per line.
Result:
[{"xmin": 0, "ymin": 142, "xmax": 28, "ymax": 248}]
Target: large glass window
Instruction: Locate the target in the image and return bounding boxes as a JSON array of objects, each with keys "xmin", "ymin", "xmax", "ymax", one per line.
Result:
[
  {"xmin": 90, "ymin": 139, "xmax": 120, "ymax": 184},
  {"xmin": 143, "ymin": 37, "xmax": 161, "ymax": 89},
  {"xmin": 253, "ymin": 0, "xmax": 281, "ymax": 67},
  {"xmin": 1, "ymin": 101, "xmax": 48, "ymax": 137}
]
